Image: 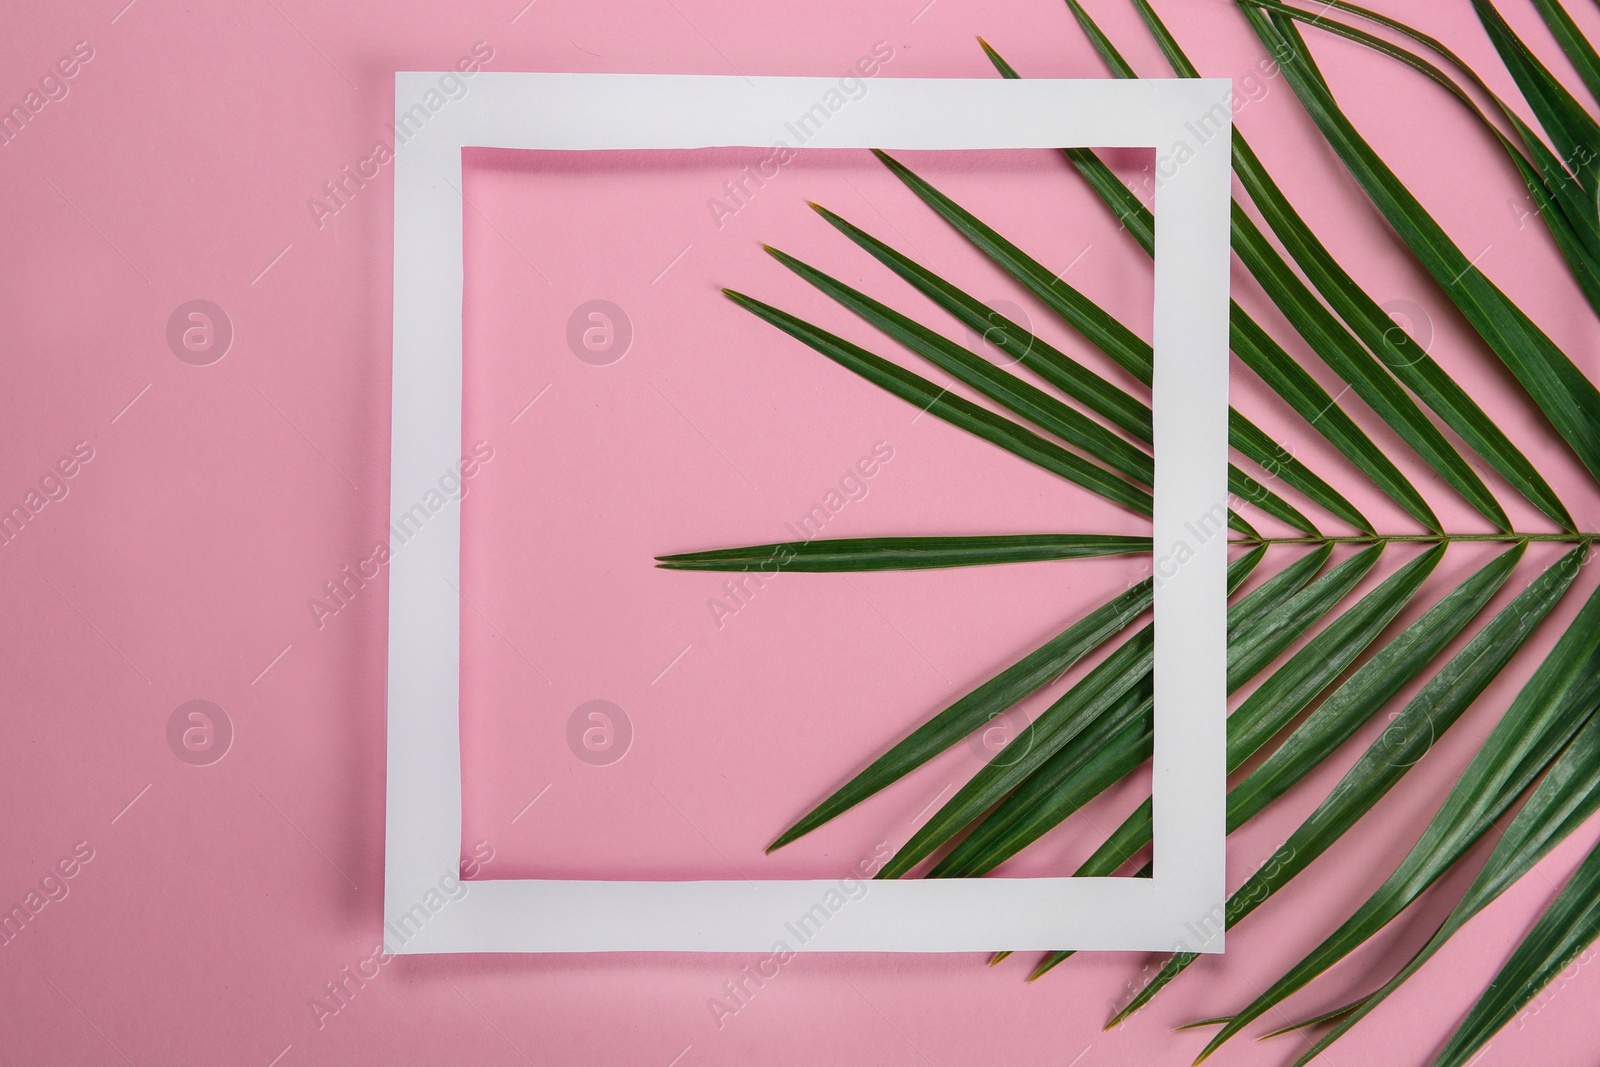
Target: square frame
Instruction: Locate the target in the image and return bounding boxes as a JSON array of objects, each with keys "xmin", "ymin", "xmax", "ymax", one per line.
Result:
[{"xmin": 386, "ymin": 72, "xmax": 1231, "ymax": 953}]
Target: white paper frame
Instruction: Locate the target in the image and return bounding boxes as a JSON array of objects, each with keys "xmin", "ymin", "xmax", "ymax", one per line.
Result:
[{"xmin": 386, "ymin": 72, "xmax": 1231, "ymax": 953}]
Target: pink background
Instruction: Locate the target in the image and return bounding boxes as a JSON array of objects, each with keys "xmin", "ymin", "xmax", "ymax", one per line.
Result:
[{"xmin": 4, "ymin": 1, "xmax": 1599, "ymax": 1065}]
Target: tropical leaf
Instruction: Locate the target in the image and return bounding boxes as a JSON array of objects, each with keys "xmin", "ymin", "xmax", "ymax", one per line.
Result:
[
  {"xmin": 657, "ymin": 534, "xmax": 1150, "ymax": 572},
  {"xmin": 765, "ymin": 579, "xmax": 1155, "ymax": 851},
  {"xmin": 877, "ymin": 621, "xmax": 1155, "ymax": 879},
  {"xmin": 804, "ymin": 203, "xmax": 1151, "ymax": 440},
  {"xmin": 1110, "ymin": 547, "xmax": 1585, "ymax": 1028},
  {"xmin": 1527, "ymin": 0, "xmax": 1600, "ymax": 105},
  {"xmin": 977, "ymin": 35, "xmax": 1155, "ymax": 252},
  {"xmin": 1433, "ymin": 834, "xmax": 1600, "ymax": 1067},
  {"xmin": 800, "ymin": 201, "xmax": 1323, "ymax": 534},
  {"xmin": 1230, "ymin": 204, "xmax": 1504, "ymax": 528},
  {"xmin": 723, "ymin": 289, "xmax": 1153, "ymax": 515},
  {"xmin": 935, "ymin": 545, "xmax": 1441, "ymax": 880},
  {"xmin": 1288, "ymin": 687, "xmax": 1600, "ymax": 1061},
  {"xmin": 892, "ymin": 544, "xmax": 1363, "ymax": 880},
  {"xmin": 1222, "ymin": 544, "xmax": 1441, "ymax": 763},
  {"xmin": 1201, "ymin": 572, "xmax": 1600, "ymax": 1059},
  {"xmin": 1224, "ymin": 544, "xmax": 1525, "ymax": 832},
  {"xmin": 663, "ymin": 2, "xmax": 1600, "ymax": 1060},
  {"xmin": 1471, "ymin": 0, "xmax": 1600, "ymax": 196},
  {"xmin": 1088, "ymin": 0, "xmax": 1567, "ymax": 529},
  {"xmin": 1227, "ymin": 543, "xmax": 1332, "ymax": 638},
  {"xmin": 761, "ymin": 242, "xmax": 1156, "ymax": 485},
  {"xmin": 1244, "ymin": 0, "xmax": 1600, "ymax": 357},
  {"xmin": 930, "ymin": 704, "xmax": 1151, "ymax": 879},
  {"xmin": 1231, "ymin": 132, "xmax": 1576, "ymax": 528},
  {"xmin": 1240, "ymin": 6, "xmax": 1600, "ymax": 488},
  {"xmin": 872, "ymin": 147, "xmax": 1441, "ymax": 529},
  {"xmin": 1027, "ymin": 543, "xmax": 1523, "ymax": 981}
]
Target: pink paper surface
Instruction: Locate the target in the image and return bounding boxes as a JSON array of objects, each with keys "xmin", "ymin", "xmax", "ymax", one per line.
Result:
[
  {"xmin": 3, "ymin": 1, "xmax": 1599, "ymax": 1064},
  {"xmin": 458, "ymin": 144, "xmax": 1156, "ymax": 882}
]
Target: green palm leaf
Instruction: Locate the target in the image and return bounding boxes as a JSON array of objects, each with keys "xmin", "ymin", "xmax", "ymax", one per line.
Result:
[
  {"xmin": 1111, "ymin": 547, "xmax": 1584, "ymax": 1029},
  {"xmin": 934, "ymin": 545, "xmax": 1441, "ymax": 880},
  {"xmin": 1528, "ymin": 0, "xmax": 1600, "ymax": 104},
  {"xmin": 876, "ymin": 621, "xmax": 1155, "ymax": 879},
  {"xmin": 930, "ymin": 708, "xmax": 1151, "ymax": 879},
  {"xmin": 1230, "ymin": 204, "xmax": 1504, "ymax": 528},
  {"xmin": 1287, "ymin": 692, "xmax": 1600, "ymax": 1062},
  {"xmin": 889, "ymin": 547, "xmax": 1376, "ymax": 883},
  {"xmin": 1243, "ymin": 0, "xmax": 1600, "ymax": 341},
  {"xmin": 656, "ymin": 534, "xmax": 1150, "ymax": 572},
  {"xmin": 1240, "ymin": 6, "xmax": 1600, "ymax": 488},
  {"xmin": 1027, "ymin": 543, "xmax": 1523, "ymax": 981},
  {"xmin": 805, "ymin": 204, "xmax": 1151, "ymax": 440},
  {"xmin": 761, "ymin": 242, "xmax": 1156, "ymax": 486},
  {"xmin": 1231, "ymin": 133, "xmax": 1576, "ymax": 528},
  {"xmin": 1472, "ymin": 0, "xmax": 1600, "ymax": 196},
  {"xmin": 872, "ymin": 148, "xmax": 1441, "ymax": 528},
  {"xmin": 799, "ymin": 201, "xmax": 1325, "ymax": 535},
  {"xmin": 660, "ymin": 3, "xmax": 1600, "ymax": 1059},
  {"xmin": 1226, "ymin": 545, "xmax": 1383, "ymax": 690},
  {"xmin": 1223, "ymin": 544, "xmax": 1525, "ymax": 833},
  {"xmin": 1079, "ymin": 0, "xmax": 1563, "ymax": 529},
  {"xmin": 765, "ymin": 579, "xmax": 1155, "ymax": 852},
  {"xmin": 1203, "ymin": 574, "xmax": 1600, "ymax": 1058},
  {"xmin": 723, "ymin": 289, "xmax": 1152, "ymax": 515},
  {"xmin": 1226, "ymin": 543, "xmax": 1332, "ymax": 637},
  {"xmin": 1433, "ymin": 835, "xmax": 1600, "ymax": 1067},
  {"xmin": 1223, "ymin": 544, "xmax": 1442, "ymax": 761}
]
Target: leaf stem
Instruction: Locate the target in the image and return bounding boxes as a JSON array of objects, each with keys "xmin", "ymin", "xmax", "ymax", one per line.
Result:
[{"xmin": 1231, "ymin": 533, "xmax": 1596, "ymax": 546}]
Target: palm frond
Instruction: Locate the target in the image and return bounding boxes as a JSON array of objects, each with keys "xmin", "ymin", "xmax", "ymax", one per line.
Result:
[
  {"xmin": 724, "ymin": 289, "xmax": 1153, "ymax": 515},
  {"xmin": 1528, "ymin": 0, "xmax": 1600, "ymax": 104},
  {"xmin": 1287, "ymin": 690, "xmax": 1600, "ymax": 1061},
  {"xmin": 1113, "ymin": 547, "xmax": 1584, "ymax": 1030},
  {"xmin": 1240, "ymin": 5, "xmax": 1600, "ymax": 487},
  {"xmin": 659, "ymin": 1, "xmax": 1600, "ymax": 1060},
  {"xmin": 872, "ymin": 147, "xmax": 1442, "ymax": 529},
  {"xmin": 657, "ymin": 534, "xmax": 1150, "ymax": 572},
  {"xmin": 805, "ymin": 198, "xmax": 1327, "ymax": 534},
  {"xmin": 765, "ymin": 579, "xmax": 1156, "ymax": 851},
  {"xmin": 1244, "ymin": 0, "xmax": 1600, "ymax": 368},
  {"xmin": 1433, "ymin": 834, "xmax": 1600, "ymax": 1067},
  {"xmin": 1201, "ymin": 574, "xmax": 1600, "ymax": 1058},
  {"xmin": 1026, "ymin": 542, "xmax": 1524, "ymax": 981}
]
